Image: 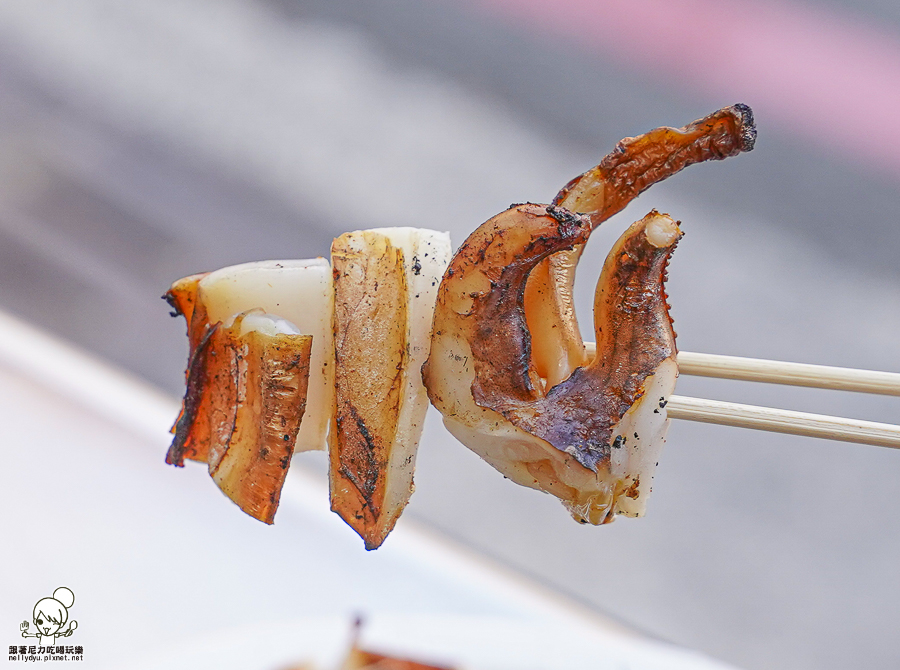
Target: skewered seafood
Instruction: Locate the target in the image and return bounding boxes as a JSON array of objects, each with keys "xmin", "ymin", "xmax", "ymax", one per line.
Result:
[
  {"xmin": 165, "ymin": 259, "xmax": 331, "ymax": 522},
  {"xmin": 422, "ymin": 105, "xmax": 755, "ymax": 524},
  {"xmin": 423, "ymin": 210, "xmax": 680, "ymax": 523},
  {"xmin": 164, "ymin": 105, "xmax": 756, "ymax": 539},
  {"xmin": 330, "ymin": 228, "xmax": 451, "ymax": 549},
  {"xmin": 165, "ymin": 232, "xmax": 449, "ymax": 544}
]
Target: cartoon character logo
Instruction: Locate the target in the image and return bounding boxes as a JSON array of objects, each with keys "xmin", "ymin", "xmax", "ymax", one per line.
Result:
[{"xmin": 19, "ymin": 587, "xmax": 78, "ymax": 645}]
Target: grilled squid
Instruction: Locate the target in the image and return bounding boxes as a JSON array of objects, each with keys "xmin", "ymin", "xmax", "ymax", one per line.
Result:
[
  {"xmin": 422, "ymin": 105, "xmax": 755, "ymax": 523},
  {"xmin": 163, "ymin": 106, "xmax": 755, "ymax": 534},
  {"xmin": 330, "ymin": 228, "xmax": 451, "ymax": 549},
  {"xmin": 165, "ymin": 259, "xmax": 332, "ymax": 523}
]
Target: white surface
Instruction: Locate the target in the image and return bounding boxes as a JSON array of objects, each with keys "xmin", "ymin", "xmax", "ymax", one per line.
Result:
[
  {"xmin": 129, "ymin": 616, "xmax": 739, "ymax": 670},
  {"xmin": 0, "ymin": 311, "xmax": 737, "ymax": 670}
]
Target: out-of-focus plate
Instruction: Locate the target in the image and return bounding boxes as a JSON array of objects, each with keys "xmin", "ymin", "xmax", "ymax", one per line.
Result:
[{"xmin": 127, "ymin": 614, "xmax": 739, "ymax": 670}]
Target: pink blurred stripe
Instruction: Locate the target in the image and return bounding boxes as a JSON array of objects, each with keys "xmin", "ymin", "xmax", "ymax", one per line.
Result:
[{"xmin": 465, "ymin": 0, "xmax": 900, "ymax": 174}]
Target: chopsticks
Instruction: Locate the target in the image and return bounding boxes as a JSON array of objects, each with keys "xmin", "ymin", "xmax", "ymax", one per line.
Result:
[
  {"xmin": 583, "ymin": 344, "xmax": 900, "ymax": 449},
  {"xmin": 675, "ymin": 351, "xmax": 900, "ymax": 396},
  {"xmin": 664, "ymin": 396, "xmax": 900, "ymax": 449}
]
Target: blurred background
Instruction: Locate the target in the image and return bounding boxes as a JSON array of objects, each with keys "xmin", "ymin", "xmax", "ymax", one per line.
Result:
[{"xmin": 1, "ymin": 0, "xmax": 899, "ymax": 668}]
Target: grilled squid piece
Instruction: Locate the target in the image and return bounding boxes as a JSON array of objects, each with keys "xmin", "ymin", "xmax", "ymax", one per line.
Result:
[
  {"xmin": 424, "ymin": 209, "xmax": 680, "ymax": 524},
  {"xmin": 423, "ymin": 105, "xmax": 755, "ymax": 524},
  {"xmin": 165, "ymin": 259, "xmax": 332, "ymax": 522},
  {"xmin": 330, "ymin": 228, "xmax": 451, "ymax": 549}
]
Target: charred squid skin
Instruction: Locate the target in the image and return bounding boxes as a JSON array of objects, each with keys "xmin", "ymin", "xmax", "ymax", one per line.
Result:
[
  {"xmin": 519, "ymin": 212, "xmax": 681, "ymax": 471},
  {"xmin": 208, "ymin": 320, "xmax": 313, "ymax": 525},
  {"xmin": 330, "ymin": 231, "xmax": 407, "ymax": 549},
  {"xmin": 552, "ymin": 104, "xmax": 756, "ymax": 221},
  {"xmin": 448, "ymin": 204, "xmax": 592, "ymax": 404},
  {"xmin": 167, "ymin": 322, "xmax": 220, "ymax": 466},
  {"xmin": 330, "ymin": 227, "xmax": 450, "ymax": 550},
  {"xmin": 164, "ymin": 273, "xmax": 212, "ymax": 440},
  {"xmin": 464, "ymin": 208, "xmax": 680, "ymax": 472}
]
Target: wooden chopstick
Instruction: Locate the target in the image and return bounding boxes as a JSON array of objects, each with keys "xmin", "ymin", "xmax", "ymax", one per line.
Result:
[
  {"xmin": 582, "ymin": 344, "xmax": 900, "ymax": 396},
  {"xmin": 676, "ymin": 351, "xmax": 900, "ymax": 396},
  {"xmin": 581, "ymin": 342, "xmax": 900, "ymax": 448},
  {"xmin": 666, "ymin": 395, "xmax": 900, "ymax": 449}
]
